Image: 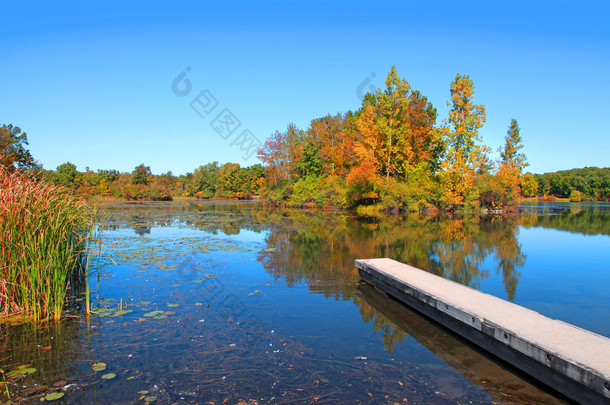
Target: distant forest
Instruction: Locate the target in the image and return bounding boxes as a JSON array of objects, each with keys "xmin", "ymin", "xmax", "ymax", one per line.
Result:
[{"xmin": 529, "ymin": 167, "xmax": 610, "ymax": 201}]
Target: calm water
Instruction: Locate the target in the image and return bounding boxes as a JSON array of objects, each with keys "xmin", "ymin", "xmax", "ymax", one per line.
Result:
[{"xmin": 1, "ymin": 201, "xmax": 609, "ymax": 404}]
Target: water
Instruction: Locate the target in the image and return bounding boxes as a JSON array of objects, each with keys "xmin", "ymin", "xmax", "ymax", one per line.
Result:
[{"xmin": 1, "ymin": 201, "xmax": 609, "ymax": 404}]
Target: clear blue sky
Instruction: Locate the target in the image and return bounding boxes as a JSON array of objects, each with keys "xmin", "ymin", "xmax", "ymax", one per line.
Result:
[{"xmin": 2, "ymin": 1, "xmax": 608, "ymax": 175}]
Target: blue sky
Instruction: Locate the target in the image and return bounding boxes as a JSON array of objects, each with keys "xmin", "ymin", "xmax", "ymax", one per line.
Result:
[{"xmin": 1, "ymin": 1, "xmax": 608, "ymax": 175}]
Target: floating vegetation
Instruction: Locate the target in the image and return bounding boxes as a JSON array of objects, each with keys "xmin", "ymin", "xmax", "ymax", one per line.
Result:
[
  {"xmin": 91, "ymin": 362, "xmax": 107, "ymax": 372},
  {"xmin": 6, "ymin": 365, "xmax": 36, "ymax": 379},
  {"xmin": 101, "ymin": 373, "xmax": 116, "ymax": 380},
  {"xmin": 44, "ymin": 392, "xmax": 65, "ymax": 401}
]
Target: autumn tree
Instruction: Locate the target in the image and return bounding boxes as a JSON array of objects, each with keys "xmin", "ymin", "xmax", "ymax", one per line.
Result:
[
  {"xmin": 357, "ymin": 66, "xmax": 412, "ymax": 179},
  {"xmin": 439, "ymin": 74, "xmax": 488, "ymax": 208},
  {"xmin": 519, "ymin": 173, "xmax": 538, "ymax": 197},
  {"xmin": 258, "ymin": 130, "xmax": 289, "ymax": 186},
  {"xmin": 307, "ymin": 113, "xmax": 353, "ymax": 176},
  {"xmin": 354, "ymin": 67, "xmax": 439, "ymax": 181},
  {"xmin": 0, "ymin": 124, "xmax": 38, "ymax": 171},
  {"xmin": 499, "ymin": 119, "xmax": 527, "ymax": 170},
  {"xmin": 495, "ymin": 119, "xmax": 528, "ymax": 203},
  {"xmin": 257, "ymin": 123, "xmax": 308, "ymax": 185}
]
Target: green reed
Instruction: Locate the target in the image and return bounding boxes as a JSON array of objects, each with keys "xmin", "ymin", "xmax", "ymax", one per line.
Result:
[{"xmin": 0, "ymin": 168, "xmax": 94, "ymax": 321}]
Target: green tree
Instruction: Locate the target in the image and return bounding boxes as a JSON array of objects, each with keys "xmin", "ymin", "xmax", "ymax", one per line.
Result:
[
  {"xmin": 132, "ymin": 164, "xmax": 151, "ymax": 185},
  {"xmin": 0, "ymin": 124, "xmax": 38, "ymax": 171},
  {"xmin": 296, "ymin": 142, "xmax": 323, "ymax": 177},
  {"xmin": 499, "ymin": 119, "xmax": 527, "ymax": 170},
  {"xmin": 189, "ymin": 162, "xmax": 220, "ymax": 198},
  {"xmin": 56, "ymin": 162, "xmax": 78, "ymax": 186}
]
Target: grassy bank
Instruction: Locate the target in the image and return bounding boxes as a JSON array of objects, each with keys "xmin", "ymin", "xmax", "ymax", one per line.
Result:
[{"xmin": 0, "ymin": 169, "xmax": 94, "ymax": 322}]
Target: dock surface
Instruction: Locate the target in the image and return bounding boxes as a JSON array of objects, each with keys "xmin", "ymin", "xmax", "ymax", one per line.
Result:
[{"xmin": 356, "ymin": 258, "xmax": 610, "ymax": 404}]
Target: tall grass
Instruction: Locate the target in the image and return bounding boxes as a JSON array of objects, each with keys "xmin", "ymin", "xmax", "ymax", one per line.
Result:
[{"xmin": 0, "ymin": 168, "xmax": 94, "ymax": 321}]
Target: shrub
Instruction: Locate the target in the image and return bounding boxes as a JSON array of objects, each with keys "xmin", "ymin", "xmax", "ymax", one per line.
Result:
[{"xmin": 569, "ymin": 189, "xmax": 582, "ymax": 202}]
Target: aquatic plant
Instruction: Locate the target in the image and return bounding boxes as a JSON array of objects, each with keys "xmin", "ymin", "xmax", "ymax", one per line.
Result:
[{"xmin": 0, "ymin": 168, "xmax": 94, "ymax": 321}]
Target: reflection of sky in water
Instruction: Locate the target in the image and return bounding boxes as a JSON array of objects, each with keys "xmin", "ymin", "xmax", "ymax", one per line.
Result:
[
  {"xmin": 109, "ymin": 225, "xmax": 269, "ymax": 242},
  {"xmin": 514, "ymin": 227, "xmax": 610, "ymax": 336}
]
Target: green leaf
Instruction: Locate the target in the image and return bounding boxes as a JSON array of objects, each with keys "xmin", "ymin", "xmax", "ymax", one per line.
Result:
[{"xmin": 101, "ymin": 372, "xmax": 116, "ymax": 380}]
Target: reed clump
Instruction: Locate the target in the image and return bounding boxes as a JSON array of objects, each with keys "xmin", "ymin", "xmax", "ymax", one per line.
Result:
[{"xmin": 0, "ymin": 168, "xmax": 94, "ymax": 321}]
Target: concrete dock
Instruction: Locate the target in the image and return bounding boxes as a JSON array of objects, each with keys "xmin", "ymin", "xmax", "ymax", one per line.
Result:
[{"xmin": 356, "ymin": 258, "xmax": 610, "ymax": 404}]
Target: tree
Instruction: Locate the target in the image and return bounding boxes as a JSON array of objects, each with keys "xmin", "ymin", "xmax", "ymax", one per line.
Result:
[
  {"xmin": 0, "ymin": 124, "xmax": 38, "ymax": 171},
  {"xmin": 132, "ymin": 164, "xmax": 151, "ymax": 185},
  {"xmin": 353, "ymin": 67, "xmax": 439, "ymax": 181},
  {"xmin": 499, "ymin": 119, "xmax": 527, "ymax": 171},
  {"xmin": 56, "ymin": 162, "xmax": 78, "ymax": 186},
  {"xmin": 189, "ymin": 162, "xmax": 220, "ymax": 198},
  {"xmin": 445, "ymin": 74, "xmax": 487, "ymax": 161},
  {"xmin": 307, "ymin": 113, "xmax": 352, "ymax": 175},
  {"xmin": 296, "ymin": 142, "xmax": 323, "ymax": 177},
  {"xmin": 519, "ymin": 173, "xmax": 538, "ymax": 197},
  {"xmin": 257, "ymin": 124, "xmax": 307, "ymax": 185},
  {"xmin": 218, "ymin": 163, "xmax": 249, "ymax": 197},
  {"xmin": 439, "ymin": 74, "xmax": 488, "ymax": 207}
]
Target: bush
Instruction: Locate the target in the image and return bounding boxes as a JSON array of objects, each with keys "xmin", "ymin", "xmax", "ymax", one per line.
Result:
[{"xmin": 569, "ymin": 189, "xmax": 582, "ymax": 202}]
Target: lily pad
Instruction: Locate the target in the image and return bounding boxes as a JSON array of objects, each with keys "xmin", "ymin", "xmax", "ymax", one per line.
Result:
[
  {"xmin": 138, "ymin": 390, "xmax": 149, "ymax": 394},
  {"xmin": 6, "ymin": 367, "xmax": 36, "ymax": 378},
  {"xmin": 167, "ymin": 303, "xmax": 179, "ymax": 308},
  {"xmin": 153, "ymin": 315, "xmax": 167, "ymax": 320},
  {"xmin": 44, "ymin": 392, "xmax": 65, "ymax": 401},
  {"xmin": 101, "ymin": 372, "xmax": 116, "ymax": 380},
  {"xmin": 91, "ymin": 362, "xmax": 107, "ymax": 372},
  {"xmin": 138, "ymin": 301, "xmax": 151, "ymax": 305},
  {"xmin": 113, "ymin": 309, "xmax": 133, "ymax": 316},
  {"xmin": 143, "ymin": 311, "xmax": 163, "ymax": 317},
  {"xmin": 144, "ymin": 396, "xmax": 157, "ymax": 402}
]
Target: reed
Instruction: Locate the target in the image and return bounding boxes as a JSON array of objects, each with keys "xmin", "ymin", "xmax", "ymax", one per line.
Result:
[{"xmin": 0, "ymin": 168, "xmax": 94, "ymax": 321}]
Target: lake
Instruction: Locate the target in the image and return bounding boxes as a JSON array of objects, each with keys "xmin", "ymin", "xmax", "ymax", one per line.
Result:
[{"xmin": 1, "ymin": 201, "xmax": 609, "ymax": 404}]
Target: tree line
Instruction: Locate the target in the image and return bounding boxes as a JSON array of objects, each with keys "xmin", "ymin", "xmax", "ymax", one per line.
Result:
[
  {"xmin": 39, "ymin": 162, "xmax": 267, "ymax": 201},
  {"xmin": 522, "ymin": 167, "xmax": 610, "ymax": 202},
  {"xmin": 2, "ymin": 65, "xmax": 608, "ymax": 208}
]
